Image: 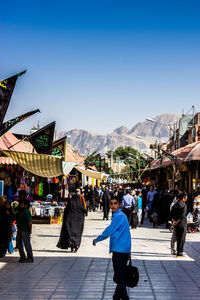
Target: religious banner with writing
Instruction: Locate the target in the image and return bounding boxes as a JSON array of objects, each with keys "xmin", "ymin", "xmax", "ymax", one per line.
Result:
[
  {"xmin": 0, "ymin": 109, "xmax": 40, "ymax": 138},
  {"xmin": 51, "ymin": 137, "xmax": 66, "ymax": 157},
  {"xmin": 0, "ymin": 70, "xmax": 26, "ymax": 124},
  {"xmin": 84, "ymin": 150, "xmax": 99, "ymax": 167},
  {"xmin": 28, "ymin": 121, "xmax": 56, "ymax": 154},
  {"xmin": 84, "ymin": 151, "xmax": 106, "ymax": 171}
]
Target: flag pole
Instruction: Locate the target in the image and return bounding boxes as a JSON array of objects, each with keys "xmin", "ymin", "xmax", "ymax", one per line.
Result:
[
  {"xmin": 7, "ymin": 136, "xmax": 28, "ymax": 150},
  {"xmin": 64, "ymin": 136, "xmax": 68, "ymax": 161}
]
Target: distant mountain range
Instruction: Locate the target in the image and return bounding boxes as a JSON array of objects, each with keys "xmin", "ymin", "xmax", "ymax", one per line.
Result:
[{"xmin": 56, "ymin": 114, "xmax": 180, "ymax": 156}]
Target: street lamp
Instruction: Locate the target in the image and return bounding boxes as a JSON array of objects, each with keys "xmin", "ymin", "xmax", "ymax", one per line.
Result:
[
  {"xmin": 136, "ymin": 135, "xmax": 156, "ymax": 158},
  {"xmin": 146, "ymin": 118, "xmax": 157, "ymax": 123},
  {"xmin": 136, "ymin": 135, "xmax": 143, "ymax": 140},
  {"xmin": 146, "ymin": 117, "xmax": 179, "ymax": 150},
  {"xmin": 146, "ymin": 117, "xmax": 175, "ymax": 126}
]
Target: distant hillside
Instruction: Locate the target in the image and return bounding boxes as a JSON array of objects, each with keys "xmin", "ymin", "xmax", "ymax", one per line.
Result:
[{"xmin": 56, "ymin": 114, "xmax": 180, "ymax": 155}]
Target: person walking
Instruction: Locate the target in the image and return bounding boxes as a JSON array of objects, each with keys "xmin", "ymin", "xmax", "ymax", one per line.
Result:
[
  {"xmin": 0, "ymin": 197, "xmax": 12, "ymax": 257},
  {"xmin": 122, "ymin": 189, "xmax": 135, "ymax": 225},
  {"xmin": 90, "ymin": 186, "xmax": 96, "ymax": 212},
  {"xmin": 97, "ymin": 186, "xmax": 104, "ymax": 210},
  {"xmin": 57, "ymin": 193, "xmax": 86, "ymax": 253},
  {"xmin": 141, "ymin": 186, "xmax": 148, "ymax": 224},
  {"xmin": 147, "ymin": 185, "xmax": 157, "ymax": 220},
  {"xmin": 171, "ymin": 192, "xmax": 187, "ymax": 257},
  {"xmin": 102, "ymin": 186, "xmax": 111, "ymax": 220},
  {"xmin": 169, "ymin": 190, "xmax": 179, "ymax": 254},
  {"xmin": 84, "ymin": 185, "xmax": 91, "ymax": 212},
  {"xmin": 137, "ymin": 190, "xmax": 143, "ymax": 227},
  {"xmin": 94, "ymin": 187, "xmax": 100, "ymax": 210},
  {"xmin": 93, "ymin": 196, "xmax": 131, "ymax": 300},
  {"xmin": 131, "ymin": 190, "xmax": 138, "ymax": 229},
  {"xmin": 76, "ymin": 188, "xmax": 86, "ymax": 210},
  {"xmin": 16, "ymin": 199, "xmax": 34, "ymax": 263},
  {"xmin": 193, "ymin": 189, "xmax": 200, "ymax": 230}
]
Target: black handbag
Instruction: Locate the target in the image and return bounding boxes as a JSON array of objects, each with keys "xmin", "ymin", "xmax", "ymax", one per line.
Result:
[
  {"xmin": 125, "ymin": 259, "xmax": 139, "ymax": 287},
  {"xmin": 113, "ymin": 259, "xmax": 139, "ymax": 288}
]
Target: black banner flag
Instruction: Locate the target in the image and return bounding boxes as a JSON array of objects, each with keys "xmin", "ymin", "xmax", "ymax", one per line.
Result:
[
  {"xmin": 28, "ymin": 121, "xmax": 56, "ymax": 154},
  {"xmin": 0, "ymin": 70, "xmax": 26, "ymax": 124},
  {"xmin": 0, "ymin": 109, "xmax": 40, "ymax": 138},
  {"xmin": 51, "ymin": 137, "xmax": 66, "ymax": 157}
]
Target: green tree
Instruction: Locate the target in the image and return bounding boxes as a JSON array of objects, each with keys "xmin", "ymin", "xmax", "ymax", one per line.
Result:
[{"xmin": 106, "ymin": 146, "xmax": 140, "ymax": 162}]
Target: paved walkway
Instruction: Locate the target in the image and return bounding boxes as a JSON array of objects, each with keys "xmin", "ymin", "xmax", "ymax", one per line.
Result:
[{"xmin": 0, "ymin": 210, "xmax": 200, "ymax": 299}]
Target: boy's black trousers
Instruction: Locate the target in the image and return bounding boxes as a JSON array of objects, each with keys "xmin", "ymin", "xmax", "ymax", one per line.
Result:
[
  {"xmin": 112, "ymin": 251, "xmax": 129, "ymax": 300},
  {"xmin": 174, "ymin": 225, "xmax": 187, "ymax": 255}
]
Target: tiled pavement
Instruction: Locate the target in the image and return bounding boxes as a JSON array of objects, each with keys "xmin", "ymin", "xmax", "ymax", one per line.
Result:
[{"xmin": 0, "ymin": 211, "xmax": 200, "ymax": 299}]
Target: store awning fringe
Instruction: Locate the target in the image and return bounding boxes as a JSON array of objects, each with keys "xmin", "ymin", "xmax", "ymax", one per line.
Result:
[
  {"xmin": 3, "ymin": 150, "xmax": 76, "ymax": 178},
  {"xmin": 75, "ymin": 166, "xmax": 109, "ymax": 180}
]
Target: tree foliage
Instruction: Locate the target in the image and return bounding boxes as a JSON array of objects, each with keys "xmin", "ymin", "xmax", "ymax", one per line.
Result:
[{"xmin": 106, "ymin": 146, "xmax": 140, "ymax": 162}]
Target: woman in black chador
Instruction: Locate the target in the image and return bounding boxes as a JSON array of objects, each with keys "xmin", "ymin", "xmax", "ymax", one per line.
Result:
[{"xmin": 57, "ymin": 193, "xmax": 86, "ymax": 253}]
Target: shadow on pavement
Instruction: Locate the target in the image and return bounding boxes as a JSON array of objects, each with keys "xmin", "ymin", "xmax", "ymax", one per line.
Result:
[
  {"xmin": 37, "ymin": 235, "xmax": 59, "ymax": 237},
  {"xmin": 0, "ymin": 240, "xmax": 200, "ymax": 300}
]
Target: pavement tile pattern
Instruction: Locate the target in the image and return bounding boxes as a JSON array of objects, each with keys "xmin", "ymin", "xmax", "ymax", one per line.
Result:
[{"xmin": 0, "ymin": 211, "xmax": 200, "ymax": 299}]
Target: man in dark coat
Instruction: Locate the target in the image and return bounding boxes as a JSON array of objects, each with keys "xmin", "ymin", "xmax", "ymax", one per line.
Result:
[
  {"xmin": 171, "ymin": 192, "xmax": 187, "ymax": 257},
  {"xmin": 102, "ymin": 187, "xmax": 111, "ymax": 220},
  {"xmin": 90, "ymin": 186, "xmax": 96, "ymax": 212}
]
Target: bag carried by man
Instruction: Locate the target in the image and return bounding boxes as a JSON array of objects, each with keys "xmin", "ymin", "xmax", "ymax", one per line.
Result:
[{"xmin": 114, "ymin": 259, "xmax": 139, "ymax": 288}]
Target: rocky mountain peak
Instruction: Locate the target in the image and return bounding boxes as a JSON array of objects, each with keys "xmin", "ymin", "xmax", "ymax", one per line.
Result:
[
  {"xmin": 56, "ymin": 113, "xmax": 180, "ymax": 155},
  {"xmin": 113, "ymin": 126, "xmax": 129, "ymax": 135}
]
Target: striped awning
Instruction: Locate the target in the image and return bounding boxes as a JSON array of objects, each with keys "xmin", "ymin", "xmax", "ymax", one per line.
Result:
[
  {"xmin": 75, "ymin": 166, "xmax": 109, "ymax": 180},
  {"xmin": 62, "ymin": 161, "xmax": 77, "ymax": 175},
  {"xmin": 0, "ymin": 156, "xmax": 17, "ymax": 165},
  {"xmin": 3, "ymin": 150, "xmax": 76, "ymax": 178}
]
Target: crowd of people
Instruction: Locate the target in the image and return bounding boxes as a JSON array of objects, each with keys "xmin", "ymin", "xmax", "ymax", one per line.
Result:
[
  {"xmin": 0, "ymin": 184, "xmax": 200, "ymax": 268},
  {"xmin": 56, "ymin": 183, "xmax": 200, "ymax": 257}
]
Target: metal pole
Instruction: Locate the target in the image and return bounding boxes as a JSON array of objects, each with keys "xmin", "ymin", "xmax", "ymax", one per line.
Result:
[
  {"xmin": 64, "ymin": 136, "xmax": 68, "ymax": 161},
  {"xmin": 173, "ymin": 123, "xmax": 176, "ymax": 150},
  {"xmin": 138, "ymin": 154, "xmax": 140, "ymax": 182},
  {"xmin": 8, "ymin": 136, "xmax": 28, "ymax": 150},
  {"xmin": 111, "ymin": 151, "xmax": 113, "ymax": 169}
]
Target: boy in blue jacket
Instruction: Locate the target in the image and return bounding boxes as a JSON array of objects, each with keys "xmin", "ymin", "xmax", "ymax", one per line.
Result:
[{"xmin": 93, "ymin": 196, "xmax": 131, "ymax": 300}]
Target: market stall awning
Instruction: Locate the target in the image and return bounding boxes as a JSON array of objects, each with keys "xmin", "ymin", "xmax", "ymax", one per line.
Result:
[
  {"xmin": 0, "ymin": 156, "xmax": 17, "ymax": 165},
  {"xmin": 62, "ymin": 161, "xmax": 77, "ymax": 175},
  {"xmin": 75, "ymin": 166, "xmax": 109, "ymax": 180},
  {"xmin": 185, "ymin": 142, "xmax": 200, "ymax": 161},
  {"xmin": 0, "ymin": 131, "xmax": 33, "ymax": 152},
  {"xmin": 3, "ymin": 150, "xmax": 76, "ymax": 178},
  {"xmin": 150, "ymin": 142, "xmax": 200, "ymax": 170}
]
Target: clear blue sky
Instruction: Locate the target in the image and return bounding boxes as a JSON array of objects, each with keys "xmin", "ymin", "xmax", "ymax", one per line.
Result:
[{"xmin": 1, "ymin": 0, "xmax": 200, "ymax": 134}]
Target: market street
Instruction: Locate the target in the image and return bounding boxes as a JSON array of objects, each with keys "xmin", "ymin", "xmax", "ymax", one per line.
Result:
[{"xmin": 0, "ymin": 211, "xmax": 200, "ymax": 300}]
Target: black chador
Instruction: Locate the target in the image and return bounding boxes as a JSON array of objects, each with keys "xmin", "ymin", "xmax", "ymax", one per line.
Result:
[{"xmin": 57, "ymin": 195, "xmax": 86, "ymax": 252}]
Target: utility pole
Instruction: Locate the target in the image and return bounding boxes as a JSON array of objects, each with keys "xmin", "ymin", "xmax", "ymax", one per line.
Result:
[
  {"xmin": 110, "ymin": 151, "xmax": 113, "ymax": 169},
  {"xmin": 138, "ymin": 154, "xmax": 140, "ymax": 181},
  {"xmin": 118, "ymin": 156, "xmax": 120, "ymax": 183},
  {"xmin": 99, "ymin": 154, "xmax": 102, "ymax": 172}
]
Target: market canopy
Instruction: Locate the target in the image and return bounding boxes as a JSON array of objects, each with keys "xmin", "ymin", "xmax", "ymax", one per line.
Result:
[
  {"xmin": 185, "ymin": 142, "xmax": 200, "ymax": 161},
  {"xmin": 62, "ymin": 161, "xmax": 77, "ymax": 176},
  {"xmin": 3, "ymin": 150, "xmax": 76, "ymax": 178},
  {"xmin": 150, "ymin": 141, "xmax": 200, "ymax": 170},
  {"xmin": 75, "ymin": 166, "xmax": 109, "ymax": 180}
]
